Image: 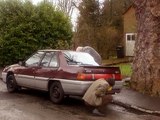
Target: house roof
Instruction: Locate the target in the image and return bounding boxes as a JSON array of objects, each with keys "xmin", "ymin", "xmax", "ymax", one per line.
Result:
[{"xmin": 123, "ymin": 5, "xmax": 134, "ymax": 15}]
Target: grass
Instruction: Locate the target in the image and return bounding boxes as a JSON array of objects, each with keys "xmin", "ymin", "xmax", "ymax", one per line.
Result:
[
  {"xmin": 102, "ymin": 57, "xmax": 133, "ymax": 78},
  {"xmin": 102, "ymin": 57, "xmax": 131, "ymax": 66},
  {"xmin": 114, "ymin": 63, "xmax": 132, "ymax": 78}
]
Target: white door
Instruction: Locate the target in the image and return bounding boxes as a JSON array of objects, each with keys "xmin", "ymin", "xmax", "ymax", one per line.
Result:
[{"xmin": 126, "ymin": 33, "xmax": 136, "ymax": 56}]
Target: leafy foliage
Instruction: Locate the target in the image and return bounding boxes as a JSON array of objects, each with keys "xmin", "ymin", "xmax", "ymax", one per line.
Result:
[
  {"xmin": 73, "ymin": 0, "xmax": 100, "ymax": 50},
  {"xmin": 0, "ymin": 0, "xmax": 72, "ymax": 66},
  {"xmin": 97, "ymin": 26, "xmax": 120, "ymax": 59}
]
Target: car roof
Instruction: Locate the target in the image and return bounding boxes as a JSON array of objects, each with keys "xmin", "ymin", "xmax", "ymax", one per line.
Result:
[{"xmin": 38, "ymin": 49, "xmax": 76, "ymax": 52}]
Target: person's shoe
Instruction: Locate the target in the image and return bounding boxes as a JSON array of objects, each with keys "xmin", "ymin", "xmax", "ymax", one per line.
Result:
[{"xmin": 92, "ymin": 109, "xmax": 105, "ymax": 116}]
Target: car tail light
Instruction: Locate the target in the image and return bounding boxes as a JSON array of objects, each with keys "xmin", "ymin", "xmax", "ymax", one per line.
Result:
[
  {"xmin": 77, "ymin": 73, "xmax": 92, "ymax": 80},
  {"xmin": 94, "ymin": 74, "xmax": 112, "ymax": 79},
  {"xmin": 114, "ymin": 74, "xmax": 122, "ymax": 80},
  {"xmin": 77, "ymin": 73, "xmax": 122, "ymax": 81}
]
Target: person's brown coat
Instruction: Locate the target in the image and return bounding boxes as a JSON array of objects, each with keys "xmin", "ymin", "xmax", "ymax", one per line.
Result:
[{"xmin": 83, "ymin": 78, "xmax": 110, "ymax": 106}]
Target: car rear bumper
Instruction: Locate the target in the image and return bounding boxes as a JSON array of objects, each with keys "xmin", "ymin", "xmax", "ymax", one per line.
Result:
[{"xmin": 56, "ymin": 78, "xmax": 123, "ymax": 96}]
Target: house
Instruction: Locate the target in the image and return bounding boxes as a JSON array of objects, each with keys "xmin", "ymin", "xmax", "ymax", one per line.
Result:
[{"xmin": 123, "ymin": 6, "xmax": 137, "ymax": 56}]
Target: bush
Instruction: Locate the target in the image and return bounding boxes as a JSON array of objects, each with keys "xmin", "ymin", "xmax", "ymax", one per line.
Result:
[
  {"xmin": 97, "ymin": 26, "xmax": 121, "ymax": 59},
  {"xmin": 0, "ymin": 0, "xmax": 72, "ymax": 66}
]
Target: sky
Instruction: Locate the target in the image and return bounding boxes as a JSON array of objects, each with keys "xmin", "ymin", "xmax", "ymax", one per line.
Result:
[{"xmin": 32, "ymin": 0, "xmax": 42, "ymax": 5}]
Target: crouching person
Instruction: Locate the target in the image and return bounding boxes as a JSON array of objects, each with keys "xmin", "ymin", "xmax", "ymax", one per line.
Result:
[{"xmin": 83, "ymin": 78, "xmax": 115, "ymax": 116}]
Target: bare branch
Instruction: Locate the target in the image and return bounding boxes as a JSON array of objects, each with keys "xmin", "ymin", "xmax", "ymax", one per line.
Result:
[{"xmin": 55, "ymin": 0, "xmax": 80, "ymax": 17}]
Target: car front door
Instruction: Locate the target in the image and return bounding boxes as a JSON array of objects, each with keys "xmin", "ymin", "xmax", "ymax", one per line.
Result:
[{"xmin": 16, "ymin": 51, "xmax": 44, "ymax": 88}]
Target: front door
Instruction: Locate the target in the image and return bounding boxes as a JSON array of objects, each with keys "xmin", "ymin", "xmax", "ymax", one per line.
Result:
[
  {"xmin": 16, "ymin": 51, "xmax": 45, "ymax": 88},
  {"xmin": 126, "ymin": 33, "xmax": 136, "ymax": 56}
]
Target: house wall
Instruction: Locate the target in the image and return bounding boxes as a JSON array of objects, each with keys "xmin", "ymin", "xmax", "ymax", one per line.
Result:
[
  {"xmin": 124, "ymin": 7, "xmax": 137, "ymax": 33},
  {"xmin": 123, "ymin": 7, "xmax": 137, "ymax": 56}
]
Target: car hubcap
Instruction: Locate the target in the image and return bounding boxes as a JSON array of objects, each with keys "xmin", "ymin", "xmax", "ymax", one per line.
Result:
[
  {"xmin": 52, "ymin": 86, "xmax": 60, "ymax": 98},
  {"xmin": 8, "ymin": 79, "xmax": 14, "ymax": 89}
]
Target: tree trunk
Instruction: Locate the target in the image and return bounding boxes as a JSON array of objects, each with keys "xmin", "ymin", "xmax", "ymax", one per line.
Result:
[{"xmin": 131, "ymin": 0, "xmax": 160, "ymax": 96}]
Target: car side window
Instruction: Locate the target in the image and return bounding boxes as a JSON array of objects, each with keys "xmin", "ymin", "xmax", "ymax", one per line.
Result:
[
  {"xmin": 40, "ymin": 52, "xmax": 53, "ymax": 67},
  {"xmin": 49, "ymin": 53, "xmax": 58, "ymax": 67},
  {"xmin": 25, "ymin": 52, "xmax": 44, "ymax": 67}
]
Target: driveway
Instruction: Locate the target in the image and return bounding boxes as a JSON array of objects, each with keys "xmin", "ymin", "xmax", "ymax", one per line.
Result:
[{"xmin": 0, "ymin": 80, "xmax": 160, "ymax": 120}]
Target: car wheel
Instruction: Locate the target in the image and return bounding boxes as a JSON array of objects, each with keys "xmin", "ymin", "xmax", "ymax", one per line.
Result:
[
  {"xmin": 49, "ymin": 82, "xmax": 64, "ymax": 104},
  {"xmin": 6, "ymin": 75, "xmax": 18, "ymax": 93}
]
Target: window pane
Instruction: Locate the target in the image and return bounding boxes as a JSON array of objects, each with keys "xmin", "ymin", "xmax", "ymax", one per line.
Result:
[
  {"xmin": 63, "ymin": 51, "xmax": 99, "ymax": 66},
  {"xmin": 41, "ymin": 52, "xmax": 53, "ymax": 67},
  {"xmin": 127, "ymin": 35, "xmax": 131, "ymax": 41},
  {"xmin": 49, "ymin": 54, "xmax": 58, "ymax": 67},
  {"xmin": 132, "ymin": 34, "xmax": 135, "ymax": 41},
  {"xmin": 26, "ymin": 52, "xmax": 44, "ymax": 66}
]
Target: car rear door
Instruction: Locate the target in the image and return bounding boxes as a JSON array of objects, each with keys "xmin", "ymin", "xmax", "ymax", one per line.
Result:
[
  {"xmin": 34, "ymin": 52, "xmax": 59, "ymax": 90},
  {"xmin": 16, "ymin": 51, "xmax": 45, "ymax": 88}
]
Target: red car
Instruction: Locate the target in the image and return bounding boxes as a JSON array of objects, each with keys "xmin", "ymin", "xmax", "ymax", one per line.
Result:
[{"xmin": 2, "ymin": 49, "xmax": 123, "ymax": 104}]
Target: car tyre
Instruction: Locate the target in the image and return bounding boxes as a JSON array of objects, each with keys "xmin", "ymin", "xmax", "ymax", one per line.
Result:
[
  {"xmin": 49, "ymin": 82, "xmax": 64, "ymax": 104},
  {"xmin": 6, "ymin": 75, "xmax": 19, "ymax": 93}
]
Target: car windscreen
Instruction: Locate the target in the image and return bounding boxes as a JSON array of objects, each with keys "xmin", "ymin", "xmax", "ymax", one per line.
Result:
[{"xmin": 63, "ymin": 51, "xmax": 99, "ymax": 66}]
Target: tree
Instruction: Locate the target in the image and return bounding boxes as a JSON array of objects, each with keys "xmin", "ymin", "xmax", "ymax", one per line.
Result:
[
  {"xmin": 73, "ymin": 0, "xmax": 100, "ymax": 50},
  {"xmin": 0, "ymin": 0, "xmax": 72, "ymax": 66},
  {"xmin": 131, "ymin": 0, "xmax": 160, "ymax": 96},
  {"xmin": 96, "ymin": 26, "xmax": 119, "ymax": 59},
  {"xmin": 74, "ymin": 0, "xmax": 133, "ymax": 58},
  {"xmin": 101, "ymin": 0, "xmax": 132, "ymax": 29},
  {"xmin": 97, "ymin": 0, "xmax": 125, "ymax": 58},
  {"xmin": 48, "ymin": 0, "xmax": 80, "ymax": 17}
]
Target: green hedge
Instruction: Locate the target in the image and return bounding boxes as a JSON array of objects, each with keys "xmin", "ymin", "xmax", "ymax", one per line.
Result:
[{"xmin": 0, "ymin": 0, "xmax": 72, "ymax": 66}]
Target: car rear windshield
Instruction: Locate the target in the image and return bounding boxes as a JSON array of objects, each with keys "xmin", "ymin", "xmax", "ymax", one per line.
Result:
[{"xmin": 63, "ymin": 51, "xmax": 99, "ymax": 66}]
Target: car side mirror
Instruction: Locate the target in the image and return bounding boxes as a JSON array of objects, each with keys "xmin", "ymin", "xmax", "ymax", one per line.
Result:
[{"xmin": 19, "ymin": 61, "xmax": 25, "ymax": 66}]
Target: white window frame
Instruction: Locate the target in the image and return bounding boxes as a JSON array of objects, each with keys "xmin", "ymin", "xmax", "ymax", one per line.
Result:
[{"xmin": 126, "ymin": 33, "xmax": 137, "ymax": 41}]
